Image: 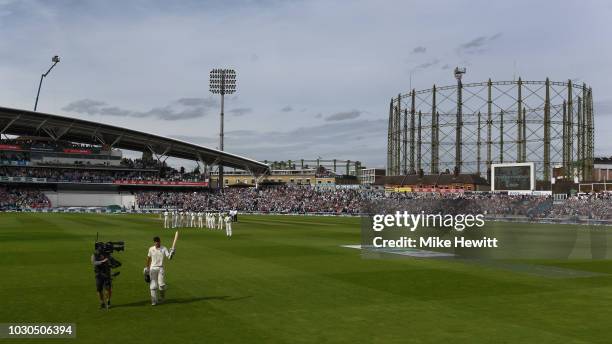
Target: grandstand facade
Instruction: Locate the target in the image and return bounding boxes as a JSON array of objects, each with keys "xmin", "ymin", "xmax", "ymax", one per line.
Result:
[
  {"xmin": 210, "ymin": 168, "xmax": 359, "ymax": 187},
  {"xmin": 0, "ymin": 106, "xmax": 268, "ymax": 208}
]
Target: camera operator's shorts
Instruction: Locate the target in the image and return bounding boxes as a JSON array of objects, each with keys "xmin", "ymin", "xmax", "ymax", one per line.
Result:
[
  {"xmin": 95, "ymin": 274, "xmax": 111, "ymax": 292},
  {"xmin": 149, "ymin": 267, "xmax": 166, "ymax": 290}
]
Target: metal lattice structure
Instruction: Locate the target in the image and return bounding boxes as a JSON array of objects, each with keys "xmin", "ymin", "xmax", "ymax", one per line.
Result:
[{"xmin": 387, "ymin": 78, "xmax": 594, "ymax": 181}]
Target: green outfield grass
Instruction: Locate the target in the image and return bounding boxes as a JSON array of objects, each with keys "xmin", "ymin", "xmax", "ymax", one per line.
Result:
[{"xmin": 2, "ymin": 213, "xmax": 612, "ymax": 343}]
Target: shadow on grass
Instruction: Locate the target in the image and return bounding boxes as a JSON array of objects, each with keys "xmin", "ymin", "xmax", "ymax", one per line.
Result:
[{"xmin": 114, "ymin": 295, "xmax": 252, "ymax": 308}]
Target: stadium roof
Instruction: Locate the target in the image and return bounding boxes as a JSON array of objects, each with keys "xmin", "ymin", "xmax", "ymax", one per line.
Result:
[{"xmin": 0, "ymin": 106, "xmax": 269, "ymax": 174}]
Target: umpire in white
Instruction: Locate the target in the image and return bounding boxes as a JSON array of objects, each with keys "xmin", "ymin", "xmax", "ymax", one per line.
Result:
[{"xmin": 144, "ymin": 236, "xmax": 175, "ymax": 305}]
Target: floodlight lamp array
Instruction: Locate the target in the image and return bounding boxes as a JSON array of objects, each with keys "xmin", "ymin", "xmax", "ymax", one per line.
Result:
[{"xmin": 209, "ymin": 69, "xmax": 237, "ymax": 94}]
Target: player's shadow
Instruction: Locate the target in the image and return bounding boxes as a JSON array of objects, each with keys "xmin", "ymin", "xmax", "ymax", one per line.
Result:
[{"xmin": 115, "ymin": 295, "xmax": 251, "ymax": 308}]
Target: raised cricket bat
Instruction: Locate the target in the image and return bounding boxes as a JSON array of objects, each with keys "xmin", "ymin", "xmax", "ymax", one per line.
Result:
[{"xmin": 171, "ymin": 231, "xmax": 179, "ymax": 250}]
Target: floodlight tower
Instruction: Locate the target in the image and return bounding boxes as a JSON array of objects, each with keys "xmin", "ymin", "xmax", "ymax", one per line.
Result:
[
  {"xmin": 454, "ymin": 66, "xmax": 466, "ymax": 174},
  {"xmin": 34, "ymin": 55, "xmax": 60, "ymax": 111},
  {"xmin": 209, "ymin": 68, "xmax": 236, "ymax": 190}
]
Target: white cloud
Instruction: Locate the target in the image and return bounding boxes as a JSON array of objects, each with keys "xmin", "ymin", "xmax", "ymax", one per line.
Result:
[{"xmin": 0, "ymin": 1, "xmax": 610, "ymax": 166}]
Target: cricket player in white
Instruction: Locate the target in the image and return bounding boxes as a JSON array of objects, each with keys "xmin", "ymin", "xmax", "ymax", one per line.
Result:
[
  {"xmin": 224, "ymin": 215, "xmax": 232, "ymax": 237},
  {"xmin": 198, "ymin": 212, "xmax": 204, "ymax": 228},
  {"xmin": 163, "ymin": 210, "xmax": 170, "ymax": 229},
  {"xmin": 145, "ymin": 236, "xmax": 175, "ymax": 305},
  {"xmin": 190, "ymin": 212, "xmax": 196, "ymax": 228},
  {"xmin": 217, "ymin": 213, "xmax": 224, "ymax": 230}
]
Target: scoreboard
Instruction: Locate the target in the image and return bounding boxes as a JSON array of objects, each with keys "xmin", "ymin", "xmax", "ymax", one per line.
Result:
[{"xmin": 491, "ymin": 162, "xmax": 535, "ymax": 191}]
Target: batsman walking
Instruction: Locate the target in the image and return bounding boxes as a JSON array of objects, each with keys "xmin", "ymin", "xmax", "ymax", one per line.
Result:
[{"xmin": 144, "ymin": 233, "xmax": 177, "ymax": 306}]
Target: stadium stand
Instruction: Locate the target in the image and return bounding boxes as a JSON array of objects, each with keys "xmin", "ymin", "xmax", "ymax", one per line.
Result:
[
  {"xmin": 0, "ymin": 165, "xmax": 206, "ymax": 183},
  {"xmin": 2, "ymin": 166, "xmax": 611, "ymax": 220},
  {"xmin": 1, "ymin": 108, "xmax": 610, "ymax": 220},
  {"xmin": 136, "ymin": 186, "xmax": 365, "ymax": 214},
  {"xmin": 0, "ymin": 106, "xmax": 268, "ymax": 174},
  {"xmin": 134, "ymin": 186, "xmax": 612, "ymax": 220},
  {"xmin": 0, "ymin": 186, "xmax": 51, "ymax": 210}
]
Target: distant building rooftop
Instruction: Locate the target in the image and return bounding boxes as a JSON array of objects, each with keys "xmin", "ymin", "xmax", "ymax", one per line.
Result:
[
  {"xmin": 377, "ymin": 173, "xmax": 489, "ymax": 186},
  {"xmin": 594, "ymin": 157, "xmax": 612, "ymax": 165}
]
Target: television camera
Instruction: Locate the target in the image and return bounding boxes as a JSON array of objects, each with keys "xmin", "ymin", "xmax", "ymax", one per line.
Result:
[{"xmin": 94, "ymin": 236, "xmax": 125, "ymax": 278}]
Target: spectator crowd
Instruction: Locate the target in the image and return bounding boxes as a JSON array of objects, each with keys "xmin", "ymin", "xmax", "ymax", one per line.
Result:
[
  {"xmin": 135, "ymin": 186, "xmax": 612, "ymax": 220},
  {"xmin": 136, "ymin": 186, "xmax": 363, "ymax": 214},
  {"xmin": 549, "ymin": 193, "xmax": 612, "ymax": 220},
  {"xmin": 1, "ymin": 180, "xmax": 610, "ymax": 220},
  {"xmin": 0, "ymin": 186, "xmax": 51, "ymax": 210},
  {"xmin": 0, "ymin": 139, "xmax": 100, "ymax": 152},
  {"xmin": 0, "ymin": 165, "xmax": 206, "ymax": 183}
]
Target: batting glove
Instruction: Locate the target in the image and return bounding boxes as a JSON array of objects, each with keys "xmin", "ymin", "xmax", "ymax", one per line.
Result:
[{"xmin": 143, "ymin": 267, "xmax": 151, "ymax": 283}]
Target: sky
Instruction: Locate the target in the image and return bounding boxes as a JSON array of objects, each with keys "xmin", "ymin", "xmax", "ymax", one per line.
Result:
[{"xmin": 1, "ymin": 0, "xmax": 611, "ymax": 169}]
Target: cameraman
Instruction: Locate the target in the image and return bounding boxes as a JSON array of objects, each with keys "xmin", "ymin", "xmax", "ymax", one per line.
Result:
[{"xmin": 91, "ymin": 245, "xmax": 112, "ymax": 309}]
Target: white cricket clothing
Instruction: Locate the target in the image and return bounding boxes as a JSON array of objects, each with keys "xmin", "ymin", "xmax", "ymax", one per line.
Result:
[
  {"xmin": 148, "ymin": 245, "xmax": 171, "ymax": 268},
  {"xmin": 224, "ymin": 216, "xmax": 232, "ymax": 237},
  {"xmin": 217, "ymin": 214, "xmax": 224, "ymax": 230},
  {"xmin": 149, "ymin": 266, "xmax": 166, "ymax": 291},
  {"xmin": 163, "ymin": 211, "xmax": 169, "ymax": 228}
]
